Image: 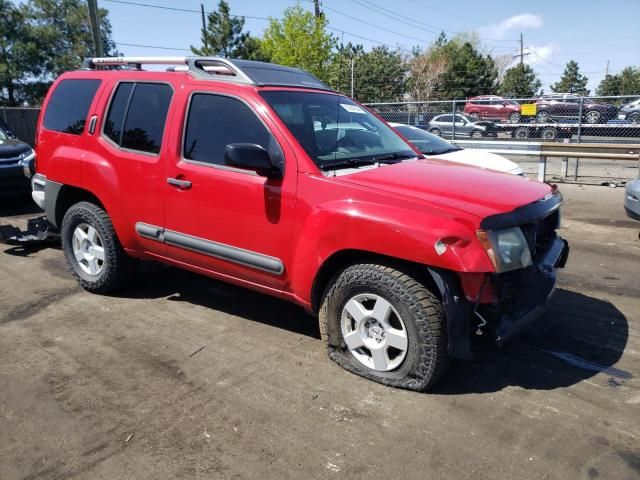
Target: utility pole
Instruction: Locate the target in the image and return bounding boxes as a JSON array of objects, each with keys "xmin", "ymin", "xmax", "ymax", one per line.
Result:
[
  {"xmin": 605, "ymin": 60, "xmax": 610, "ymax": 76},
  {"xmin": 520, "ymin": 32, "xmax": 524, "ymax": 66},
  {"xmin": 350, "ymin": 56, "xmax": 354, "ymax": 98},
  {"xmin": 313, "ymin": 0, "xmax": 322, "ymax": 18},
  {"xmin": 87, "ymin": 0, "xmax": 103, "ymax": 57},
  {"xmin": 200, "ymin": 3, "xmax": 207, "ymax": 32}
]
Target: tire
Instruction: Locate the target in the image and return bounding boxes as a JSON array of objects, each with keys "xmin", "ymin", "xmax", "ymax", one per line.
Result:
[
  {"xmin": 513, "ymin": 126, "xmax": 530, "ymax": 139},
  {"xmin": 319, "ymin": 264, "xmax": 449, "ymax": 392},
  {"xmin": 535, "ymin": 110, "xmax": 550, "ymax": 123},
  {"xmin": 628, "ymin": 113, "xmax": 639, "ymax": 124},
  {"xmin": 61, "ymin": 201, "xmax": 135, "ymax": 294},
  {"xmin": 467, "ymin": 114, "xmax": 480, "ymax": 121},
  {"xmin": 541, "ymin": 126, "xmax": 558, "ymax": 141},
  {"xmin": 471, "ymin": 130, "xmax": 484, "ymax": 138},
  {"xmin": 508, "ymin": 112, "xmax": 521, "ymax": 123},
  {"xmin": 584, "ymin": 109, "xmax": 601, "ymax": 124},
  {"xmin": 429, "ymin": 128, "xmax": 441, "ymax": 137}
]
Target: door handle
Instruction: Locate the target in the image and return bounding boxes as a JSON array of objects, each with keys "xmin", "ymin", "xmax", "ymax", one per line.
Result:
[{"xmin": 167, "ymin": 177, "xmax": 192, "ymax": 189}]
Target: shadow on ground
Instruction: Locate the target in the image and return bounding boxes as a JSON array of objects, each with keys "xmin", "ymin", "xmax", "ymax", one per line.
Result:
[
  {"xmin": 0, "ymin": 194, "xmax": 40, "ymax": 217},
  {"xmin": 123, "ymin": 263, "xmax": 628, "ymax": 394}
]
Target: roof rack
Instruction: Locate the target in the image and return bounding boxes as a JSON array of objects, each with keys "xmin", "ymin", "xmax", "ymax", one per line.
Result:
[{"xmin": 81, "ymin": 56, "xmax": 334, "ymax": 92}]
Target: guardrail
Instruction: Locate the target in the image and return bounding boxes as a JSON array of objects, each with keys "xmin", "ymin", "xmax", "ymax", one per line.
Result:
[{"xmin": 451, "ymin": 140, "xmax": 640, "ymax": 182}]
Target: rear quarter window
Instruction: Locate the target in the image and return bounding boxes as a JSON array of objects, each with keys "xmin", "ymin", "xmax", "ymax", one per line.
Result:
[{"xmin": 43, "ymin": 79, "xmax": 101, "ymax": 135}]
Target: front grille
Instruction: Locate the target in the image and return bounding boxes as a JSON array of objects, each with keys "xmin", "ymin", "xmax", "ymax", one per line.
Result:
[{"xmin": 520, "ymin": 208, "xmax": 560, "ymax": 259}]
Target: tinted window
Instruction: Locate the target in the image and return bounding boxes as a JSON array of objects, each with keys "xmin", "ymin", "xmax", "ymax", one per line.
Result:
[
  {"xmin": 438, "ymin": 115, "xmax": 452, "ymax": 122},
  {"xmin": 104, "ymin": 82, "xmax": 134, "ymax": 145},
  {"xmin": 183, "ymin": 94, "xmax": 272, "ymax": 166},
  {"xmin": 121, "ymin": 83, "xmax": 172, "ymax": 154},
  {"xmin": 43, "ymin": 79, "xmax": 101, "ymax": 135}
]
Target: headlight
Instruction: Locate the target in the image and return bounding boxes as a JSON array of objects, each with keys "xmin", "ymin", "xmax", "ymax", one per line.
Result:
[
  {"xmin": 477, "ymin": 227, "xmax": 533, "ymax": 273},
  {"xmin": 18, "ymin": 148, "xmax": 34, "ymax": 161}
]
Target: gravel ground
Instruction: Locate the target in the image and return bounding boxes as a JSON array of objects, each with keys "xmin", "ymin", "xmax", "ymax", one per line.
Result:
[{"xmin": 0, "ymin": 183, "xmax": 639, "ymax": 480}]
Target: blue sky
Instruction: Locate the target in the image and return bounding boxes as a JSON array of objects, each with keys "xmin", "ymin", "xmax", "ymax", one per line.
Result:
[{"xmin": 101, "ymin": 0, "xmax": 640, "ymax": 93}]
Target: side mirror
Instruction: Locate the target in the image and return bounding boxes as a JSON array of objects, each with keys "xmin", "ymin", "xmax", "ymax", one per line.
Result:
[{"xmin": 224, "ymin": 143, "xmax": 282, "ymax": 179}]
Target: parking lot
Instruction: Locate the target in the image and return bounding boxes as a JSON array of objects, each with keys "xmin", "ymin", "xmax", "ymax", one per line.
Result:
[{"xmin": 0, "ymin": 183, "xmax": 638, "ymax": 480}]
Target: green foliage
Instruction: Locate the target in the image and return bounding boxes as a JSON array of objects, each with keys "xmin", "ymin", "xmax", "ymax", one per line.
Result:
[
  {"xmin": 1, "ymin": 0, "xmax": 117, "ymax": 105},
  {"xmin": 327, "ymin": 43, "xmax": 406, "ymax": 102},
  {"xmin": 498, "ymin": 64, "xmax": 541, "ymax": 98},
  {"xmin": 596, "ymin": 66, "xmax": 640, "ymax": 96},
  {"xmin": 261, "ymin": 5, "xmax": 336, "ymax": 81},
  {"xmin": 410, "ymin": 34, "xmax": 498, "ymax": 99},
  {"xmin": 191, "ymin": 0, "xmax": 260, "ymax": 59},
  {"xmin": 551, "ymin": 60, "xmax": 589, "ymax": 95}
]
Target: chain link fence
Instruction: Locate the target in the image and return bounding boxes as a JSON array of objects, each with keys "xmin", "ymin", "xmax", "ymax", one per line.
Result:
[{"xmin": 367, "ymin": 94, "xmax": 640, "ymax": 184}]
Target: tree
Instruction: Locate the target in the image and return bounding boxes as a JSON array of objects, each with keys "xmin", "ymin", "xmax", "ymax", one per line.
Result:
[
  {"xmin": 261, "ymin": 5, "xmax": 336, "ymax": 81},
  {"xmin": 191, "ymin": 1, "xmax": 257, "ymax": 58},
  {"xmin": 408, "ymin": 46, "xmax": 449, "ymax": 101},
  {"xmin": 551, "ymin": 60, "xmax": 589, "ymax": 95},
  {"xmin": 596, "ymin": 66, "xmax": 640, "ymax": 96},
  {"xmin": 327, "ymin": 43, "xmax": 406, "ymax": 102},
  {"xmin": 27, "ymin": 0, "xmax": 118, "ymax": 76},
  {"xmin": 1, "ymin": 0, "xmax": 117, "ymax": 106},
  {"xmin": 436, "ymin": 38, "xmax": 498, "ymax": 99},
  {"xmin": 498, "ymin": 64, "xmax": 542, "ymax": 98}
]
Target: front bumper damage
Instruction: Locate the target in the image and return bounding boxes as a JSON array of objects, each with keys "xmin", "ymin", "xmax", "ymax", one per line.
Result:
[{"xmin": 487, "ymin": 236, "xmax": 569, "ymax": 343}]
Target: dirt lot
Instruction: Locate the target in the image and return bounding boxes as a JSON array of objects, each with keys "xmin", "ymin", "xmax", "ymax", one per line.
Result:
[{"xmin": 1, "ymin": 183, "xmax": 639, "ymax": 480}]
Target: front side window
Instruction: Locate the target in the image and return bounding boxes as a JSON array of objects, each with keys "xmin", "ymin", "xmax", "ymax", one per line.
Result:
[
  {"xmin": 183, "ymin": 94, "xmax": 275, "ymax": 166},
  {"xmin": 43, "ymin": 79, "xmax": 101, "ymax": 135},
  {"xmin": 260, "ymin": 91, "xmax": 414, "ymax": 170},
  {"xmin": 103, "ymin": 82, "xmax": 172, "ymax": 154}
]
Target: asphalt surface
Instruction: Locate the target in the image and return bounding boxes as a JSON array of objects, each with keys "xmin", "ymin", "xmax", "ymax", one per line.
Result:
[{"xmin": 1, "ymin": 184, "xmax": 639, "ymax": 480}]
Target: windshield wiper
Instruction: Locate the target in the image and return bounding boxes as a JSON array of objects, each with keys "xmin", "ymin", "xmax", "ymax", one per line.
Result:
[
  {"xmin": 423, "ymin": 147, "xmax": 461, "ymax": 155},
  {"xmin": 371, "ymin": 152, "xmax": 416, "ymax": 163},
  {"xmin": 320, "ymin": 158, "xmax": 378, "ymax": 171}
]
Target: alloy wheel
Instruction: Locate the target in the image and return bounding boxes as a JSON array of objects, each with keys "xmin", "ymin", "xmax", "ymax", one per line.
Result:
[{"xmin": 72, "ymin": 223, "xmax": 105, "ymax": 276}]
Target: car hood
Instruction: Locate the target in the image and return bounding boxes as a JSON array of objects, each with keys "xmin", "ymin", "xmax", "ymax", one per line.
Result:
[
  {"xmin": 338, "ymin": 159, "xmax": 551, "ymax": 220},
  {"xmin": 0, "ymin": 137, "xmax": 31, "ymax": 156},
  {"xmin": 429, "ymin": 149, "xmax": 522, "ymax": 174}
]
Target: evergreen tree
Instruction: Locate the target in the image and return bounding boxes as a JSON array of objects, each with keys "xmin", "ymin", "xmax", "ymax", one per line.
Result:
[
  {"xmin": 191, "ymin": 1, "xmax": 258, "ymax": 58},
  {"xmin": 551, "ymin": 60, "xmax": 589, "ymax": 95},
  {"xmin": 596, "ymin": 67, "xmax": 640, "ymax": 96},
  {"xmin": 498, "ymin": 64, "xmax": 542, "ymax": 98}
]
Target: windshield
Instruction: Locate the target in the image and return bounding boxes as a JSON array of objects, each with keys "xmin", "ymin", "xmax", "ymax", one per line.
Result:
[
  {"xmin": 260, "ymin": 91, "xmax": 416, "ymax": 170},
  {"xmin": 0, "ymin": 129, "xmax": 8, "ymax": 141},
  {"xmin": 394, "ymin": 125, "xmax": 461, "ymax": 155}
]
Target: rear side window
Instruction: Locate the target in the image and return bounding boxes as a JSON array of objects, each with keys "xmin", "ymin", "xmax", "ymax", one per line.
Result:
[
  {"xmin": 103, "ymin": 82, "xmax": 173, "ymax": 154},
  {"xmin": 183, "ymin": 94, "xmax": 271, "ymax": 166},
  {"xmin": 43, "ymin": 79, "xmax": 101, "ymax": 135}
]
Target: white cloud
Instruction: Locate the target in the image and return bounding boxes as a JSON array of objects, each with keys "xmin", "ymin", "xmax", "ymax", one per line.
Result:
[
  {"xmin": 524, "ymin": 44, "xmax": 555, "ymax": 66},
  {"xmin": 481, "ymin": 13, "xmax": 543, "ymax": 39}
]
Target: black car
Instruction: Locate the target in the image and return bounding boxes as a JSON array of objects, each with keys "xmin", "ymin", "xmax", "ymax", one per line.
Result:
[{"xmin": 0, "ymin": 125, "xmax": 35, "ymax": 196}]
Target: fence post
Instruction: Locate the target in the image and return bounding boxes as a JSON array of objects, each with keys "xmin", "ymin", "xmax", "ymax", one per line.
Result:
[
  {"xmin": 537, "ymin": 155, "xmax": 547, "ymax": 182},
  {"xmin": 576, "ymin": 96, "xmax": 584, "ymax": 143},
  {"xmin": 451, "ymin": 100, "xmax": 456, "ymax": 140}
]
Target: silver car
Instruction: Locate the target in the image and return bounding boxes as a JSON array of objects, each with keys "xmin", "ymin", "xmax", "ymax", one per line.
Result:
[
  {"xmin": 427, "ymin": 114, "xmax": 493, "ymax": 139},
  {"xmin": 625, "ymin": 179, "xmax": 640, "ymax": 221}
]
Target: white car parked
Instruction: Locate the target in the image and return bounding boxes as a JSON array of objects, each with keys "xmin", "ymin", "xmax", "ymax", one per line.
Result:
[{"xmin": 390, "ymin": 123, "xmax": 524, "ymax": 175}]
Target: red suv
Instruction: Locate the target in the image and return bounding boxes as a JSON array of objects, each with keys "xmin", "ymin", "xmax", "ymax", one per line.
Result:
[
  {"xmin": 464, "ymin": 95, "xmax": 522, "ymax": 123},
  {"xmin": 31, "ymin": 56, "xmax": 568, "ymax": 391}
]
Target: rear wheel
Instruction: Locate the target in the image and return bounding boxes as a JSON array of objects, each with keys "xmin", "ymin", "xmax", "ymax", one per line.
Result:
[
  {"xmin": 429, "ymin": 128, "xmax": 441, "ymax": 137},
  {"xmin": 61, "ymin": 201, "xmax": 135, "ymax": 294},
  {"xmin": 319, "ymin": 264, "xmax": 449, "ymax": 391},
  {"xmin": 541, "ymin": 126, "xmax": 558, "ymax": 141},
  {"xmin": 513, "ymin": 126, "xmax": 531, "ymax": 140},
  {"xmin": 536, "ymin": 110, "xmax": 550, "ymax": 123},
  {"xmin": 584, "ymin": 109, "xmax": 601, "ymax": 124}
]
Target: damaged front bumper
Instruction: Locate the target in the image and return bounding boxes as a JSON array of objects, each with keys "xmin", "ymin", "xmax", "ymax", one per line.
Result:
[{"xmin": 488, "ymin": 235, "xmax": 569, "ymax": 343}]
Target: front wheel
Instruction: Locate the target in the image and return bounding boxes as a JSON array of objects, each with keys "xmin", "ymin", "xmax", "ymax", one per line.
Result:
[
  {"xmin": 61, "ymin": 201, "xmax": 135, "ymax": 294},
  {"xmin": 470, "ymin": 129, "xmax": 484, "ymax": 138},
  {"xmin": 429, "ymin": 128, "xmax": 441, "ymax": 137},
  {"xmin": 319, "ymin": 264, "xmax": 449, "ymax": 391},
  {"xmin": 536, "ymin": 110, "xmax": 550, "ymax": 123},
  {"xmin": 508, "ymin": 112, "xmax": 521, "ymax": 123}
]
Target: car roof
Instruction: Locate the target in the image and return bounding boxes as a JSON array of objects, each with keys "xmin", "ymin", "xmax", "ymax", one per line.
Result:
[{"xmin": 80, "ymin": 56, "xmax": 334, "ymax": 92}]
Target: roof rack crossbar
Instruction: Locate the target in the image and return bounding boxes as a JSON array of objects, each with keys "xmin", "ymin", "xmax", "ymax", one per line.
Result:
[{"xmin": 81, "ymin": 56, "xmax": 334, "ymax": 91}]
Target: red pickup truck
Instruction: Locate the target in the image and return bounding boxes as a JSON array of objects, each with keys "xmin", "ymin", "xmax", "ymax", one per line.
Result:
[{"xmin": 31, "ymin": 57, "xmax": 568, "ymax": 391}]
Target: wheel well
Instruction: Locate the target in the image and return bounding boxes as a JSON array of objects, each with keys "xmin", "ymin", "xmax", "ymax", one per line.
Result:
[
  {"xmin": 54, "ymin": 185, "xmax": 104, "ymax": 227},
  {"xmin": 310, "ymin": 249, "xmax": 439, "ymax": 313}
]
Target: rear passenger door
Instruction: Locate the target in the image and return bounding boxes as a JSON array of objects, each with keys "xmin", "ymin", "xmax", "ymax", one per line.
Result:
[
  {"xmin": 162, "ymin": 90, "xmax": 297, "ymax": 290},
  {"xmin": 92, "ymin": 80, "xmax": 174, "ymax": 255}
]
